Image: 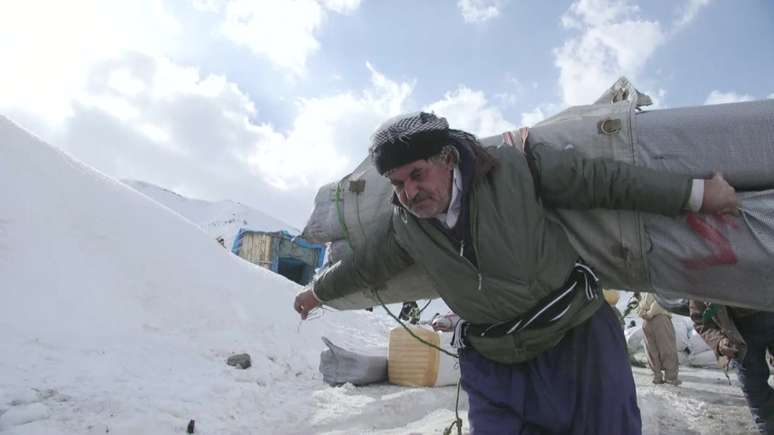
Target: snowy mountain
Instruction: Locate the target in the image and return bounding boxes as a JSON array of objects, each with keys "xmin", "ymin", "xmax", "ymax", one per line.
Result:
[
  {"xmin": 122, "ymin": 179, "xmax": 299, "ymax": 250},
  {"xmin": 0, "ymin": 115, "xmax": 759, "ymax": 434},
  {"xmin": 0, "ymin": 115, "xmax": 395, "ymax": 434}
]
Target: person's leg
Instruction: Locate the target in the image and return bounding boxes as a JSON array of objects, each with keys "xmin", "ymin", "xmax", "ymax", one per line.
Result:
[
  {"xmin": 460, "ymin": 304, "xmax": 641, "ymax": 435},
  {"xmin": 736, "ymin": 313, "xmax": 774, "ymax": 434},
  {"xmin": 641, "ymin": 319, "xmax": 664, "ymax": 383},
  {"xmin": 655, "ymin": 315, "xmax": 680, "ymax": 384},
  {"xmin": 558, "ymin": 304, "xmax": 642, "ymax": 435},
  {"xmin": 459, "ymin": 348, "xmax": 530, "ymax": 435}
]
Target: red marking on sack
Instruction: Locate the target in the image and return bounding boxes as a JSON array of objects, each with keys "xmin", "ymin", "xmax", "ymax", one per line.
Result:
[
  {"xmin": 710, "ymin": 214, "xmax": 741, "ymax": 231},
  {"xmin": 681, "ymin": 213, "xmax": 738, "ymax": 269},
  {"xmin": 503, "ymin": 131, "xmax": 514, "ymax": 146}
]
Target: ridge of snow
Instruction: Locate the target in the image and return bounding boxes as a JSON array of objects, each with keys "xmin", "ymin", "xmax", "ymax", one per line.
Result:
[
  {"xmin": 0, "ymin": 115, "xmax": 391, "ymax": 434},
  {"xmin": 122, "ymin": 179, "xmax": 299, "ymax": 249}
]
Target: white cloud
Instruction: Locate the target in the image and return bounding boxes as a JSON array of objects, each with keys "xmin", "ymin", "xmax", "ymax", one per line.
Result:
[
  {"xmin": 458, "ymin": 0, "xmax": 503, "ymax": 23},
  {"xmin": 191, "ymin": 0, "xmax": 223, "ymax": 12},
  {"xmin": 249, "ymin": 63, "xmax": 413, "ymax": 189},
  {"xmin": 207, "ymin": 0, "xmax": 361, "ymax": 74},
  {"xmin": 517, "ymin": 101, "xmax": 564, "ymax": 127},
  {"xmin": 0, "ymin": 0, "xmax": 398, "ymax": 226},
  {"xmin": 768, "ymin": 93, "xmax": 774, "ymax": 99},
  {"xmin": 0, "ymin": 0, "xmax": 180, "ymax": 123},
  {"xmin": 65, "ymin": 53, "xmax": 262, "ymax": 168},
  {"xmin": 220, "ymin": 0, "xmax": 322, "ymax": 74},
  {"xmin": 319, "ymin": 0, "xmax": 361, "ymax": 14},
  {"xmin": 22, "ymin": 53, "xmax": 411, "ymax": 227},
  {"xmin": 425, "ymin": 87, "xmax": 515, "ymax": 137},
  {"xmin": 642, "ymin": 87, "xmax": 668, "ymax": 109},
  {"xmin": 704, "ymin": 90, "xmax": 755, "ymax": 105},
  {"xmin": 84, "ymin": 56, "xmax": 411, "ymax": 193},
  {"xmin": 674, "ymin": 0, "xmax": 711, "ymax": 30},
  {"xmin": 493, "ymin": 75, "xmax": 531, "ymax": 107},
  {"xmin": 554, "ymin": 0, "xmax": 666, "ymax": 105},
  {"xmin": 561, "ymin": 0, "xmax": 638, "ymax": 29},
  {"xmin": 520, "ymin": 107, "xmax": 546, "ymax": 127},
  {"xmin": 494, "ymin": 92, "xmax": 519, "ymax": 107}
]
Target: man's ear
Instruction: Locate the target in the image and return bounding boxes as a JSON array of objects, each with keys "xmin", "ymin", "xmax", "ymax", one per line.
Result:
[{"xmin": 444, "ymin": 150, "xmax": 458, "ymax": 168}]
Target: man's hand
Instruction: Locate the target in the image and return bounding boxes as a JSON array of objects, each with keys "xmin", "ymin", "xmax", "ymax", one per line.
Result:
[
  {"xmin": 294, "ymin": 289, "xmax": 321, "ymax": 320},
  {"xmin": 430, "ymin": 313, "xmax": 460, "ymax": 332},
  {"xmin": 718, "ymin": 336, "xmax": 740, "ymax": 359},
  {"xmin": 701, "ymin": 172, "xmax": 738, "ymax": 215}
]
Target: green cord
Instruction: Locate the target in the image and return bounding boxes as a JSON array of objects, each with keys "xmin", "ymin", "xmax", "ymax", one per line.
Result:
[
  {"xmin": 336, "ymin": 179, "xmax": 464, "ymax": 433},
  {"xmin": 372, "ymin": 289, "xmax": 459, "ymax": 359},
  {"xmin": 334, "ymin": 182, "xmax": 353, "ymax": 250},
  {"xmin": 372, "ymin": 289, "xmax": 464, "ymax": 435},
  {"xmin": 443, "ymin": 378, "xmax": 464, "ymax": 435}
]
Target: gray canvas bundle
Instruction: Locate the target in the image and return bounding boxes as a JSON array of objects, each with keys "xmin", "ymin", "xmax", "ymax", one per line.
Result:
[
  {"xmin": 518, "ymin": 77, "xmax": 774, "ymax": 308},
  {"xmin": 318, "ymin": 337, "xmax": 388, "ymax": 386},
  {"xmin": 303, "ymin": 77, "xmax": 774, "ymax": 311},
  {"xmin": 303, "ymin": 182, "xmax": 344, "ymax": 243},
  {"xmin": 645, "ymin": 190, "xmax": 774, "ymax": 308},
  {"xmin": 303, "ymin": 151, "xmax": 439, "ymax": 309},
  {"xmin": 635, "ymin": 100, "xmax": 774, "ymax": 190}
]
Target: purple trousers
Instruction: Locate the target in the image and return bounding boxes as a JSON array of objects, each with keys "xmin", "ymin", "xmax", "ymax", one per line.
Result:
[{"xmin": 460, "ymin": 304, "xmax": 641, "ymax": 435}]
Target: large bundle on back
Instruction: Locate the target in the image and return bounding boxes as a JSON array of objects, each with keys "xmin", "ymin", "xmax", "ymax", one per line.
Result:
[
  {"xmin": 304, "ymin": 77, "xmax": 774, "ymax": 311},
  {"xmin": 303, "ymin": 156, "xmax": 439, "ymax": 309},
  {"xmin": 524, "ymin": 77, "xmax": 774, "ymax": 308}
]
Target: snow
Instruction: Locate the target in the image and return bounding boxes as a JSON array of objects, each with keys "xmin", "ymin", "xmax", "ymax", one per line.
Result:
[
  {"xmin": 0, "ymin": 114, "xmax": 760, "ymax": 434},
  {"xmin": 0, "ymin": 403, "xmax": 50, "ymax": 429},
  {"xmin": 122, "ymin": 179, "xmax": 299, "ymax": 250}
]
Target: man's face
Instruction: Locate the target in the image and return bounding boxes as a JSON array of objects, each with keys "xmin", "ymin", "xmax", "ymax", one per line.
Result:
[{"xmin": 387, "ymin": 155, "xmax": 454, "ymax": 219}]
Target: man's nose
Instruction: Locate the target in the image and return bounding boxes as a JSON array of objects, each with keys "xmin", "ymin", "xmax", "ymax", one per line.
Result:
[{"xmin": 404, "ymin": 181, "xmax": 418, "ymax": 201}]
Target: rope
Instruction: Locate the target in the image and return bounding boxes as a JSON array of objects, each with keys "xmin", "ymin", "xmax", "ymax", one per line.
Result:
[
  {"xmin": 418, "ymin": 299, "xmax": 433, "ymax": 315},
  {"xmin": 332, "ymin": 177, "xmax": 464, "ymax": 433},
  {"xmin": 334, "ymin": 182, "xmax": 353, "ymax": 250},
  {"xmin": 372, "ymin": 289, "xmax": 459, "ymax": 359},
  {"xmin": 373, "ymin": 289, "xmax": 464, "ymax": 434},
  {"xmin": 358, "ymin": 190, "xmax": 465, "ymax": 433},
  {"xmin": 443, "ymin": 378, "xmax": 464, "ymax": 435},
  {"xmin": 354, "ymin": 186, "xmax": 368, "ymax": 245}
]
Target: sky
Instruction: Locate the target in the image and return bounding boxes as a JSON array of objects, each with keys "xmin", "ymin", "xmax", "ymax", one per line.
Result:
[{"xmin": 2, "ymin": 0, "xmax": 773, "ymax": 228}]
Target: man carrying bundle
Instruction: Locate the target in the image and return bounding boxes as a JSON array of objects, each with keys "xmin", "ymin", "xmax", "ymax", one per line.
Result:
[{"xmin": 294, "ymin": 112, "xmax": 737, "ymax": 434}]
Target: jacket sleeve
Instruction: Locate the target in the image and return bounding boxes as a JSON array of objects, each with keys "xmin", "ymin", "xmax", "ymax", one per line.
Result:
[
  {"xmin": 312, "ymin": 222, "xmax": 414, "ymax": 303},
  {"xmin": 527, "ymin": 142, "xmax": 692, "ymax": 216},
  {"xmin": 689, "ymin": 300, "xmax": 726, "ymax": 356}
]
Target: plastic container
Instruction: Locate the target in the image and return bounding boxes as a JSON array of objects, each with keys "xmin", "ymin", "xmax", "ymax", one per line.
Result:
[{"xmin": 387, "ymin": 325, "xmax": 458, "ymax": 387}]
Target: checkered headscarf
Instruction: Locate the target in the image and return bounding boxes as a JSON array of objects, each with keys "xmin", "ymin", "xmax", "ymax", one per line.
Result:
[{"xmin": 369, "ymin": 112, "xmax": 450, "ymax": 175}]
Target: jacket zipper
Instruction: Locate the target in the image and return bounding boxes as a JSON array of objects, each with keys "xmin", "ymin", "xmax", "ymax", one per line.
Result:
[
  {"xmin": 459, "ymin": 240, "xmax": 483, "ymax": 291},
  {"xmin": 458, "ymin": 211, "xmax": 483, "ymax": 292},
  {"xmin": 469, "ymin": 190, "xmax": 483, "ymax": 291}
]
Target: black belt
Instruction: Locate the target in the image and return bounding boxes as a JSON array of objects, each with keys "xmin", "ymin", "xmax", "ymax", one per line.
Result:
[{"xmin": 458, "ymin": 260, "xmax": 600, "ymax": 345}]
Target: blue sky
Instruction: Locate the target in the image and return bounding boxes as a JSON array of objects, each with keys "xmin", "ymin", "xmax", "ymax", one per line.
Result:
[{"xmin": 2, "ymin": 0, "xmax": 772, "ymax": 227}]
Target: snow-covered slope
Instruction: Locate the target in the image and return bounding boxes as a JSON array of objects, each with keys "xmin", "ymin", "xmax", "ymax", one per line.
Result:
[
  {"xmin": 0, "ymin": 115, "xmax": 391, "ymax": 434},
  {"xmin": 122, "ymin": 179, "xmax": 298, "ymax": 250}
]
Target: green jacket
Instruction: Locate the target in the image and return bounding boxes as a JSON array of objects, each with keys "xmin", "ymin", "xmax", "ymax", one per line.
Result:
[{"xmin": 315, "ymin": 142, "xmax": 692, "ymax": 364}]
